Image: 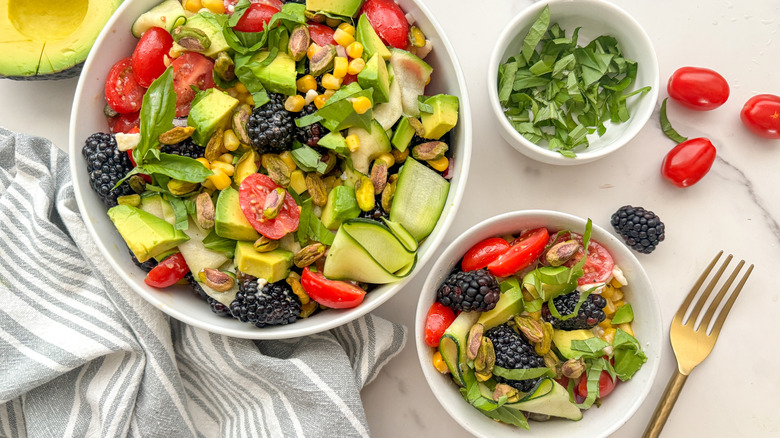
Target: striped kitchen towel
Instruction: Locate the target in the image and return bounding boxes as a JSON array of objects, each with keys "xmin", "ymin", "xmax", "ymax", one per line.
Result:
[{"xmin": 0, "ymin": 127, "xmax": 407, "ymax": 437}]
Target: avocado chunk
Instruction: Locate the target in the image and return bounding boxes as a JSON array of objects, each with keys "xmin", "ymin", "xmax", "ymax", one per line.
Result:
[
  {"xmin": 421, "ymin": 94, "xmax": 459, "ymax": 140},
  {"xmin": 233, "ymin": 150, "xmax": 260, "ymax": 186},
  {"xmin": 357, "ymin": 54, "xmax": 391, "ymax": 104},
  {"xmin": 187, "ymin": 88, "xmax": 239, "ymax": 146},
  {"xmin": 389, "ymin": 157, "xmax": 450, "ymax": 242},
  {"xmin": 242, "ymin": 51, "xmax": 297, "ymax": 96},
  {"xmin": 356, "ymin": 14, "xmax": 391, "ymax": 60},
  {"xmin": 552, "ymin": 329, "xmax": 595, "ymax": 359},
  {"xmin": 234, "ymin": 241, "xmax": 293, "ymax": 283},
  {"xmin": 390, "ymin": 116, "xmax": 417, "ymax": 151},
  {"xmin": 0, "ymin": 0, "xmax": 122, "ymax": 79},
  {"xmin": 306, "ymin": 0, "xmax": 365, "ymax": 18},
  {"xmin": 321, "ymin": 186, "xmax": 361, "ymax": 230},
  {"xmin": 172, "ymin": 12, "xmax": 230, "ymax": 58},
  {"xmin": 107, "ymin": 205, "xmax": 190, "ymax": 263},
  {"xmin": 477, "ymin": 287, "xmax": 525, "ymax": 330},
  {"xmin": 131, "ymin": 0, "xmax": 187, "ymax": 38},
  {"xmin": 215, "ymin": 187, "xmax": 261, "ymax": 242}
]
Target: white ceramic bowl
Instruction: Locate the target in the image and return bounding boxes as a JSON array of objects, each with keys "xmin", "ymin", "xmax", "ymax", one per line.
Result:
[
  {"xmin": 69, "ymin": 0, "xmax": 472, "ymax": 339},
  {"xmin": 415, "ymin": 210, "xmax": 662, "ymax": 437},
  {"xmin": 487, "ymin": 0, "xmax": 659, "ymax": 165}
]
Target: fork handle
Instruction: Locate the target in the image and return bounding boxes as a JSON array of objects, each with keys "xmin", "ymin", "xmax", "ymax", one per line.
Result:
[{"xmin": 642, "ymin": 369, "xmax": 689, "ymax": 438}]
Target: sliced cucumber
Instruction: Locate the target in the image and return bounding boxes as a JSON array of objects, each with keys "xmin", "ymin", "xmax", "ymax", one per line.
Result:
[
  {"xmin": 439, "ymin": 310, "xmax": 480, "ymax": 387},
  {"xmin": 506, "ymin": 379, "xmax": 582, "ymax": 420},
  {"xmin": 341, "ymin": 219, "xmax": 414, "ymax": 273},
  {"xmin": 389, "ymin": 157, "xmax": 449, "ymax": 242},
  {"xmin": 381, "ymin": 218, "xmax": 418, "ymax": 252},
  {"xmin": 373, "ymin": 67, "xmax": 403, "ymax": 130},
  {"xmin": 177, "ymin": 219, "xmax": 230, "ymax": 277},
  {"xmin": 347, "ymin": 120, "xmax": 391, "ymax": 175},
  {"xmin": 132, "ymin": 0, "xmax": 187, "ymax": 38}
]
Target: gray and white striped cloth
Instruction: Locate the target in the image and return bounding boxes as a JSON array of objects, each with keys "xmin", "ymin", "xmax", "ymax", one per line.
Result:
[{"xmin": 0, "ymin": 127, "xmax": 407, "ymax": 437}]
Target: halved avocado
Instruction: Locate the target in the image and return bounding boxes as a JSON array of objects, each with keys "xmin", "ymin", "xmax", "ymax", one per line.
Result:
[{"xmin": 0, "ymin": 0, "xmax": 123, "ymax": 80}]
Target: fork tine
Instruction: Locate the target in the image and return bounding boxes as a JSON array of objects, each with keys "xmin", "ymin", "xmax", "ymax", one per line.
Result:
[
  {"xmin": 673, "ymin": 251, "xmax": 723, "ymax": 323},
  {"xmin": 699, "ymin": 259, "xmax": 745, "ymax": 330},
  {"xmin": 684, "ymin": 253, "xmax": 733, "ymax": 325},
  {"xmin": 709, "ymin": 263, "xmax": 754, "ymax": 338}
]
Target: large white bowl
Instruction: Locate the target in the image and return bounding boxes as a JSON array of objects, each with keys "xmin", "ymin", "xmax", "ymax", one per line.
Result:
[
  {"xmin": 69, "ymin": 0, "xmax": 472, "ymax": 339},
  {"xmin": 415, "ymin": 210, "xmax": 662, "ymax": 437},
  {"xmin": 487, "ymin": 0, "xmax": 659, "ymax": 165}
]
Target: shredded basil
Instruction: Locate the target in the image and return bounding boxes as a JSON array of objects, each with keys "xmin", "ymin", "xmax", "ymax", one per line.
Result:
[
  {"xmin": 660, "ymin": 98, "xmax": 689, "ymax": 144},
  {"xmin": 492, "ymin": 366, "xmax": 554, "ymax": 381},
  {"xmin": 134, "ymin": 67, "xmax": 176, "ymax": 164},
  {"xmin": 611, "ymin": 303, "xmax": 634, "ymax": 324}
]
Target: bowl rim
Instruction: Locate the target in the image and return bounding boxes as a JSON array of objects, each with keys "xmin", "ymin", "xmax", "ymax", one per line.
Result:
[
  {"xmin": 68, "ymin": 0, "xmax": 473, "ymax": 339},
  {"xmin": 486, "ymin": 0, "xmax": 660, "ymax": 165},
  {"xmin": 414, "ymin": 209, "xmax": 663, "ymax": 437}
]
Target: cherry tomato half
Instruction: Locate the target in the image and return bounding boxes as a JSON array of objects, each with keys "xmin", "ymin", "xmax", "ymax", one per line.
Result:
[
  {"xmin": 108, "ymin": 111, "xmax": 140, "ymax": 133},
  {"xmin": 576, "ymin": 370, "xmax": 617, "ymax": 399},
  {"xmin": 144, "ymin": 252, "xmax": 189, "ymax": 288},
  {"xmin": 487, "ymin": 228, "xmax": 549, "ymax": 278},
  {"xmin": 171, "ymin": 52, "xmax": 216, "ymax": 117},
  {"xmin": 462, "ymin": 237, "xmax": 510, "ymax": 272},
  {"xmin": 131, "ymin": 27, "xmax": 174, "ymax": 88},
  {"xmin": 424, "ymin": 302, "xmax": 456, "ymax": 347},
  {"xmin": 238, "ymin": 173, "xmax": 300, "ymax": 240},
  {"xmin": 562, "ymin": 233, "xmax": 615, "ymax": 286},
  {"xmin": 661, "ymin": 137, "xmax": 716, "ymax": 188},
  {"xmin": 360, "ymin": 0, "xmax": 410, "ymax": 49},
  {"xmin": 667, "ymin": 66, "xmax": 729, "ymax": 111},
  {"xmin": 740, "ymin": 94, "xmax": 780, "ymax": 139},
  {"xmin": 301, "ymin": 266, "xmax": 366, "ymax": 309},
  {"xmin": 105, "ymin": 57, "xmax": 145, "ymax": 114},
  {"xmin": 234, "ymin": 3, "xmax": 280, "ymax": 32},
  {"xmin": 308, "ymin": 22, "xmax": 337, "ymax": 46}
]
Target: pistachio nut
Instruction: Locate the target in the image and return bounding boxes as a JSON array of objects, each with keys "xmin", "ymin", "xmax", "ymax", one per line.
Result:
[
  {"xmin": 104, "ymin": 104, "xmax": 119, "ymax": 118},
  {"xmin": 195, "ymin": 192, "xmax": 215, "ymax": 229},
  {"xmin": 158, "ymin": 126, "xmax": 196, "ymax": 145},
  {"xmin": 381, "ymin": 178, "xmax": 396, "ymax": 212},
  {"xmin": 492, "ymin": 383, "xmax": 520, "ymax": 403},
  {"xmin": 262, "ymin": 154, "xmax": 292, "ymax": 187},
  {"xmin": 167, "ymin": 179, "xmax": 198, "ymax": 196},
  {"xmin": 514, "ymin": 315, "xmax": 544, "ymax": 344},
  {"xmin": 205, "ymin": 127, "xmax": 224, "ymax": 161},
  {"xmin": 172, "ymin": 26, "xmax": 212, "ymax": 52},
  {"xmin": 408, "ymin": 117, "xmax": 426, "ymax": 136},
  {"xmin": 411, "ymin": 141, "xmax": 448, "ymax": 161},
  {"xmin": 263, "ymin": 187, "xmax": 286, "ymax": 220},
  {"xmin": 369, "ymin": 160, "xmax": 388, "ymax": 194},
  {"xmin": 117, "ymin": 194, "xmax": 141, "ymax": 207},
  {"xmin": 474, "ymin": 337, "xmax": 496, "ymax": 382},
  {"xmin": 294, "ymin": 243, "xmax": 326, "ymax": 268},
  {"xmin": 545, "ymin": 239, "xmax": 581, "ymax": 267},
  {"xmin": 543, "ymin": 351, "xmax": 562, "ymax": 377},
  {"xmin": 214, "ymin": 51, "xmax": 236, "ymax": 82},
  {"xmin": 128, "ymin": 174, "xmax": 148, "ymax": 194},
  {"xmin": 356, "ymin": 176, "xmax": 375, "ymax": 211},
  {"xmin": 232, "ymin": 104, "xmax": 253, "ymax": 145},
  {"xmin": 288, "ymin": 24, "xmax": 311, "ymax": 61},
  {"xmin": 286, "ymin": 271, "xmax": 310, "ymax": 305},
  {"xmin": 200, "ymin": 268, "xmax": 235, "ymax": 292},
  {"xmin": 391, "ymin": 148, "xmax": 408, "ymax": 165},
  {"xmin": 466, "ymin": 323, "xmax": 485, "ymax": 361},
  {"xmin": 305, "ymin": 173, "xmax": 328, "ymax": 207},
  {"xmin": 309, "ymin": 44, "xmax": 337, "ymax": 77},
  {"xmin": 534, "ymin": 321, "xmax": 554, "ymax": 356},
  {"xmin": 561, "ymin": 358, "xmax": 586, "ymax": 379},
  {"xmin": 300, "ymin": 300, "xmax": 318, "ymax": 318},
  {"xmin": 253, "ymin": 235, "xmax": 280, "ymax": 252},
  {"xmin": 320, "ymin": 152, "xmax": 338, "ymax": 175}
]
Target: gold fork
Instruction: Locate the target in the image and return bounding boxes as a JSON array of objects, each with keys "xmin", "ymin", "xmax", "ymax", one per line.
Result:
[{"xmin": 642, "ymin": 251, "xmax": 753, "ymax": 438}]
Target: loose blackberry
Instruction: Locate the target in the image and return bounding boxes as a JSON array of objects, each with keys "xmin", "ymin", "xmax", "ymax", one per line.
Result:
[
  {"xmin": 247, "ymin": 93, "xmax": 296, "ymax": 154},
  {"xmin": 611, "ymin": 205, "xmax": 665, "ymax": 254},
  {"xmin": 295, "ymin": 103, "xmax": 328, "ymax": 147},
  {"xmin": 436, "ymin": 268, "xmax": 500, "ymax": 312},
  {"xmin": 160, "ymin": 139, "xmax": 204, "ymax": 159},
  {"xmin": 359, "ymin": 197, "xmax": 388, "ymax": 221},
  {"xmin": 82, "ymin": 132, "xmax": 135, "ymax": 207},
  {"xmin": 541, "ymin": 291, "xmax": 607, "ymax": 330},
  {"xmin": 485, "ymin": 324, "xmax": 545, "ymax": 393},
  {"xmin": 229, "ymin": 276, "xmax": 301, "ymax": 327},
  {"xmin": 130, "ymin": 250, "xmax": 157, "ymax": 273}
]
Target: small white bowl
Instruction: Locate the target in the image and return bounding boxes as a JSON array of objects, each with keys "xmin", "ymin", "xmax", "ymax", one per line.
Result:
[
  {"xmin": 487, "ymin": 0, "xmax": 659, "ymax": 165},
  {"xmin": 68, "ymin": 0, "xmax": 472, "ymax": 339},
  {"xmin": 415, "ymin": 210, "xmax": 662, "ymax": 438}
]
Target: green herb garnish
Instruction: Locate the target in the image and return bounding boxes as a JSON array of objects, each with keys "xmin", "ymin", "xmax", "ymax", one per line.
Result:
[
  {"xmin": 660, "ymin": 97, "xmax": 688, "ymax": 143},
  {"xmin": 611, "ymin": 303, "xmax": 634, "ymax": 324}
]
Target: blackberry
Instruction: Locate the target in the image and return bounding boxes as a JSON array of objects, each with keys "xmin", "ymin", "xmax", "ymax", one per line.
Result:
[
  {"xmin": 247, "ymin": 93, "xmax": 296, "ymax": 154},
  {"xmin": 611, "ymin": 205, "xmax": 665, "ymax": 254},
  {"xmin": 82, "ymin": 132, "xmax": 135, "ymax": 207},
  {"xmin": 295, "ymin": 103, "xmax": 328, "ymax": 147},
  {"xmin": 229, "ymin": 276, "xmax": 301, "ymax": 327},
  {"xmin": 359, "ymin": 197, "xmax": 388, "ymax": 221},
  {"xmin": 160, "ymin": 139, "xmax": 204, "ymax": 159},
  {"xmin": 185, "ymin": 274, "xmax": 232, "ymax": 317},
  {"xmin": 485, "ymin": 324, "xmax": 545, "ymax": 393},
  {"xmin": 436, "ymin": 268, "xmax": 500, "ymax": 312},
  {"xmin": 130, "ymin": 250, "xmax": 157, "ymax": 273},
  {"xmin": 541, "ymin": 291, "xmax": 607, "ymax": 330}
]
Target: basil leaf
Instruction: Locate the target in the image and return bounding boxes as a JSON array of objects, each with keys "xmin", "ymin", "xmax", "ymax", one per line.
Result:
[
  {"xmin": 290, "ymin": 145, "xmax": 328, "ymax": 174},
  {"xmin": 611, "ymin": 303, "xmax": 634, "ymax": 324},
  {"xmin": 575, "ymin": 358, "xmax": 604, "ymax": 409},
  {"xmin": 660, "ymin": 98, "xmax": 688, "ymax": 144},
  {"xmin": 522, "ymin": 5, "xmax": 550, "ymax": 62},
  {"xmin": 135, "ymin": 67, "xmax": 176, "ymax": 164},
  {"xmin": 139, "ymin": 153, "xmax": 213, "ymax": 183},
  {"xmin": 570, "ymin": 337, "xmax": 610, "ymax": 356},
  {"xmin": 483, "ymin": 406, "xmax": 530, "ymax": 430},
  {"xmin": 202, "ymin": 229, "xmax": 236, "ymax": 258},
  {"xmin": 498, "ymin": 60, "xmax": 518, "ymax": 105},
  {"xmin": 612, "ymin": 329, "xmax": 647, "ymax": 381},
  {"xmin": 166, "ymin": 195, "xmax": 189, "ymax": 230},
  {"xmin": 547, "ymin": 289, "xmax": 591, "ymax": 321},
  {"xmin": 492, "ymin": 366, "xmax": 553, "ymax": 381},
  {"xmin": 228, "ymin": 0, "xmax": 251, "ymax": 26},
  {"xmin": 417, "ymin": 96, "xmax": 434, "ymax": 114},
  {"xmin": 297, "ymin": 197, "xmax": 312, "ymax": 243},
  {"xmin": 308, "ymin": 213, "xmax": 335, "ymax": 246}
]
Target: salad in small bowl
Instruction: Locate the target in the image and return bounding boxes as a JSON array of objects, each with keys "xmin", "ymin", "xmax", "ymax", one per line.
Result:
[
  {"xmin": 415, "ymin": 210, "xmax": 661, "ymax": 437},
  {"xmin": 69, "ymin": 0, "xmax": 470, "ymax": 339}
]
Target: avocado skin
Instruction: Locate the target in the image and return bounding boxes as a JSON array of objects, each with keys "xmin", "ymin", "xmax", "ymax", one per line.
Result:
[{"xmin": 1, "ymin": 62, "xmax": 83, "ymax": 81}]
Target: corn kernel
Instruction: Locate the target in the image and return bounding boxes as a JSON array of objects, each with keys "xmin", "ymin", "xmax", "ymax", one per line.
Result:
[
  {"xmin": 307, "ymin": 43, "xmax": 320, "ymax": 60},
  {"xmin": 351, "ymin": 96, "xmax": 372, "ymax": 114},
  {"xmin": 290, "ymin": 170, "xmax": 307, "ymax": 194},
  {"xmin": 612, "ymin": 288, "xmax": 624, "ymax": 302},
  {"xmin": 278, "ymin": 151, "xmax": 297, "ymax": 172},
  {"xmin": 207, "ymin": 168, "xmax": 231, "ymax": 190},
  {"xmin": 337, "ymin": 22, "xmax": 356, "ymax": 36},
  {"xmin": 347, "ymin": 57, "xmax": 366, "ymax": 75},
  {"xmin": 346, "ymin": 134, "xmax": 360, "ymax": 152},
  {"xmin": 304, "ymin": 89, "xmax": 318, "ymax": 105},
  {"xmin": 601, "ymin": 285, "xmax": 615, "ymax": 300},
  {"xmin": 603, "ymin": 327, "xmax": 617, "ymax": 344},
  {"xmin": 610, "ymin": 278, "xmax": 624, "ymax": 288},
  {"xmin": 321, "ymin": 74, "xmax": 342, "ymax": 90},
  {"xmin": 196, "ymin": 157, "xmax": 211, "ymax": 169},
  {"xmin": 332, "ymin": 57, "xmax": 348, "ymax": 78},
  {"xmin": 323, "ymin": 89, "xmax": 336, "ymax": 99},
  {"xmin": 432, "ymin": 351, "xmax": 449, "ymax": 374},
  {"xmin": 604, "ymin": 298, "xmax": 617, "ymax": 316},
  {"xmin": 244, "ymin": 94, "xmax": 255, "ymax": 106},
  {"xmin": 377, "ymin": 153, "xmax": 395, "ymax": 167},
  {"xmin": 296, "ymin": 75, "xmax": 318, "ymax": 93},
  {"xmin": 210, "ymin": 160, "xmax": 235, "ymax": 177},
  {"xmin": 285, "ymin": 94, "xmax": 306, "ymax": 112},
  {"xmin": 619, "ymin": 323, "xmax": 634, "ymax": 336},
  {"xmin": 183, "ymin": 0, "xmax": 203, "ymax": 13},
  {"xmin": 169, "ymin": 44, "xmax": 184, "ymax": 59},
  {"xmin": 234, "ymin": 82, "xmax": 248, "ymax": 94},
  {"xmin": 201, "ymin": 0, "xmax": 225, "ymax": 14},
  {"xmin": 333, "ymin": 27, "xmax": 355, "ymax": 47},
  {"xmin": 598, "ymin": 318, "xmax": 612, "ymax": 329},
  {"xmin": 425, "ymin": 75, "xmax": 431, "ymax": 86},
  {"xmin": 223, "ymin": 130, "xmax": 240, "ymax": 151},
  {"xmin": 314, "ymin": 94, "xmax": 328, "ymax": 109},
  {"xmin": 346, "ymin": 41, "xmax": 364, "ymax": 59},
  {"xmin": 427, "ymin": 156, "xmax": 449, "ymax": 172},
  {"xmin": 217, "ymin": 153, "xmax": 234, "ymax": 164}
]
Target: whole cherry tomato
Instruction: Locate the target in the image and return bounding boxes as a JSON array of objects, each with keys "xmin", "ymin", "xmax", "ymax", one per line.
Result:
[
  {"xmin": 131, "ymin": 27, "xmax": 174, "ymax": 88},
  {"xmin": 360, "ymin": 0, "xmax": 410, "ymax": 49},
  {"xmin": 234, "ymin": 3, "xmax": 280, "ymax": 32},
  {"xmin": 740, "ymin": 94, "xmax": 780, "ymax": 139},
  {"xmin": 461, "ymin": 237, "xmax": 510, "ymax": 272},
  {"xmin": 171, "ymin": 52, "xmax": 216, "ymax": 117},
  {"xmin": 144, "ymin": 253, "xmax": 189, "ymax": 288},
  {"xmin": 661, "ymin": 137, "xmax": 716, "ymax": 188},
  {"xmin": 424, "ymin": 302, "xmax": 456, "ymax": 347},
  {"xmin": 577, "ymin": 370, "xmax": 617, "ymax": 399},
  {"xmin": 667, "ymin": 66, "xmax": 729, "ymax": 111},
  {"xmin": 238, "ymin": 173, "xmax": 300, "ymax": 240},
  {"xmin": 300, "ymin": 267, "xmax": 366, "ymax": 309},
  {"xmin": 105, "ymin": 57, "xmax": 145, "ymax": 114},
  {"xmin": 308, "ymin": 22, "xmax": 337, "ymax": 46},
  {"xmin": 487, "ymin": 228, "xmax": 549, "ymax": 278}
]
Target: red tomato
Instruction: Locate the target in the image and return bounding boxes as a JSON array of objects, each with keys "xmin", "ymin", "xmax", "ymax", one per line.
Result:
[
  {"xmin": 740, "ymin": 94, "xmax": 780, "ymax": 139},
  {"xmin": 300, "ymin": 266, "xmax": 366, "ymax": 309},
  {"xmin": 108, "ymin": 111, "xmax": 140, "ymax": 133},
  {"xmin": 144, "ymin": 253, "xmax": 189, "ymax": 288},
  {"xmin": 234, "ymin": 3, "xmax": 280, "ymax": 32},
  {"xmin": 105, "ymin": 57, "xmax": 145, "ymax": 114},
  {"xmin": 360, "ymin": 0, "xmax": 409, "ymax": 49},
  {"xmin": 487, "ymin": 228, "xmax": 549, "ymax": 278},
  {"xmin": 562, "ymin": 233, "xmax": 615, "ymax": 286},
  {"xmin": 341, "ymin": 73, "xmax": 358, "ymax": 86},
  {"xmin": 308, "ymin": 22, "xmax": 337, "ymax": 46},
  {"xmin": 238, "ymin": 173, "xmax": 300, "ymax": 240},
  {"xmin": 577, "ymin": 370, "xmax": 617, "ymax": 399},
  {"xmin": 462, "ymin": 237, "xmax": 510, "ymax": 272},
  {"xmin": 171, "ymin": 52, "xmax": 216, "ymax": 117},
  {"xmin": 131, "ymin": 27, "xmax": 174, "ymax": 88},
  {"xmin": 667, "ymin": 66, "xmax": 729, "ymax": 111},
  {"xmin": 660, "ymin": 137, "xmax": 716, "ymax": 188},
  {"xmin": 424, "ymin": 302, "xmax": 456, "ymax": 347}
]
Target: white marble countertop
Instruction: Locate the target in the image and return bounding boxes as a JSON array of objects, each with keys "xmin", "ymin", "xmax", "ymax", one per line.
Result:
[{"xmin": 2, "ymin": 0, "xmax": 779, "ymax": 436}]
